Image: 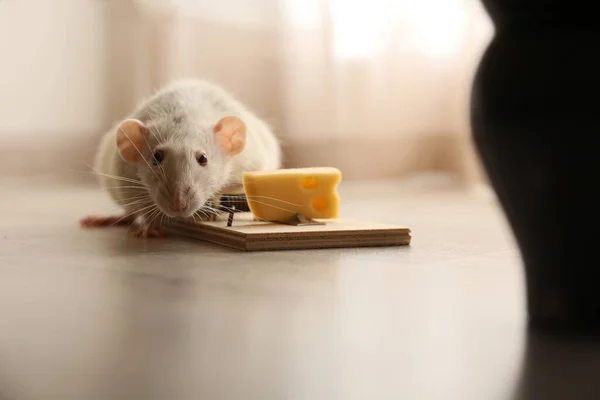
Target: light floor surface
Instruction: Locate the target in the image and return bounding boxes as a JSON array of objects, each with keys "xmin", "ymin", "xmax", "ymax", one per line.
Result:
[{"xmin": 1, "ymin": 174, "xmax": 599, "ymax": 400}]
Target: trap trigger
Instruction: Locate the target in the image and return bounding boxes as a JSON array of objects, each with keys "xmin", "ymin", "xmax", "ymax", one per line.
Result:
[{"xmin": 275, "ymin": 213, "xmax": 325, "ymax": 226}]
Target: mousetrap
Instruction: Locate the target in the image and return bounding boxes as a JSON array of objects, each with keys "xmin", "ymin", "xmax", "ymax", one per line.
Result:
[
  {"xmin": 162, "ymin": 212, "xmax": 410, "ymax": 252},
  {"xmin": 161, "ymin": 168, "xmax": 411, "ymax": 251}
]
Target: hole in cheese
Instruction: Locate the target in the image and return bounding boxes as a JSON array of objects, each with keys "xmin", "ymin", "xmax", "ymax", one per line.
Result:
[
  {"xmin": 312, "ymin": 196, "xmax": 328, "ymax": 212},
  {"xmin": 301, "ymin": 176, "xmax": 318, "ymax": 189}
]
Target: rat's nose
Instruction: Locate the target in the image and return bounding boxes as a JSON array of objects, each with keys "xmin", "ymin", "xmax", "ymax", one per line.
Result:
[{"xmin": 171, "ymin": 192, "xmax": 188, "ymax": 212}]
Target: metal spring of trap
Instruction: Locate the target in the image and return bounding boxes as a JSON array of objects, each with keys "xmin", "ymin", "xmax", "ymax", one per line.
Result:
[
  {"xmin": 202, "ymin": 194, "xmax": 250, "ymax": 227},
  {"xmin": 202, "ymin": 193, "xmax": 324, "ymax": 227}
]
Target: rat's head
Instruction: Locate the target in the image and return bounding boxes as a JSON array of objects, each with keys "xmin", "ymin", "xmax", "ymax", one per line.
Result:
[{"xmin": 115, "ymin": 115, "xmax": 246, "ymax": 218}]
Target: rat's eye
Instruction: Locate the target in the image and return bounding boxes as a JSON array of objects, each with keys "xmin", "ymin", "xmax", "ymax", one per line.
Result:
[
  {"xmin": 152, "ymin": 150, "xmax": 164, "ymax": 165},
  {"xmin": 197, "ymin": 153, "xmax": 208, "ymax": 166}
]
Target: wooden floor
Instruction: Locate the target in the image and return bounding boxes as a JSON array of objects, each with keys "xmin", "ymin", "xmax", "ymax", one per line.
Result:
[{"xmin": 1, "ymin": 174, "xmax": 599, "ymax": 400}]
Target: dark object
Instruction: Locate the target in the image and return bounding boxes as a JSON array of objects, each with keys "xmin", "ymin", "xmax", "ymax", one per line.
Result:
[
  {"xmin": 215, "ymin": 194, "xmax": 250, "ymax": 213},
  {"xmin": 471, "ymin": 0, "xmax": 600, "ymax": 334},
  {"xmin": 202, "ymin": 194, "xmax": 250, "ymax": 217},
  {"xmin": 196, "ymin": 153, "xmax": 208, "ymax": 166},
  {"xmin": 227, "ymin": 207, "xmax": 236, "ymax": 227},
  {"xmin": 199, "ymin": 194, "xmax": 248, "ymax": 222}
]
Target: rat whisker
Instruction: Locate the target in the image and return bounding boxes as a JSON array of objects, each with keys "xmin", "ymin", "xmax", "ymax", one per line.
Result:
[
  {"xmin": 108, "ymin": 203, "xmax": 156, "ymax": 227},
  {"xmin": 146, "ymin": 208, "xmax": 163, "ymax": 230},
  {"xmin": 214, "ymin": 204, "xmax": 271, "ymax": 224},
  {"xmin": 124, "ymin": 219, "xmax": 138, "ymax": 238},
  {"xmin": 136, "ymin": 206, "xmax": 159, "ymax": 223},
  {"xmin": 136, "ymin": 206, "xmax": 159, "ymax": 228},
  {"xmin": 105, "ymin": 183, "xmax": 147, "ymax": 188},
  {"xmin": 143, "ymin": 104, "xmax": 166, "ymax": 142},
  {"xmin": 104, "ymin": 186, "xmax": 148, "ymax": 191},
  {"xmin": 122, "ymin": 206, "xmax": 158, "ymax": 238},
  {"xmin": 119, "ymin": 190, "xmax": 148, "ymax": 198},
  {"xmin": 241, "ymin": 177, "xmax": 289, "ymax": 185},
  {"xmin": 119, "ymin": 191, "xmax": 152, "ymax": 202},
  {"xmin": 116, "ymin": 203, "xmax": 157, "ymax": 238},
  {"xmin": 70, "ymin": 168, "xmax": 144, "ymax": 186},
  {"xmin": 138, "ymin": 114, "xmax": 167, "ymax": 180},
  {"xmin": 83, "ymin": 170, "xmax": 146, "ymax": 186},
  {"xmin": 200, "ymin": 205, "xmax": 222, "ymax": 216},
  {"xmin": 114, "ymin": 187, "xmax": 148, "ymax": 196},
  {"xmin": 144, "ymin": 111, "xmax": 167, "ymax": 184},
  {"xmin": 117, "ymin": 126, "xmax": 162, "ymax": 182},
  {"xmin": 116, "ymin": 194, "xmax": 151, "ymax": 204},
  {"xmin": 161, "ymin": 213, "xmax": 173, "ymax": 232},
  {"xmin": 135, "ymin": 203, "xmax": 158, "ymax": 216},
  {"xmin": 201, "ymin": 208, "xmax": 220, "ymax": 221},
  {"xmin": 121, "ymin": 193, "xmax": 151, "ymax": 201},
  {"xmin": 244, "ymin": 199, "xmax": 302, "ymax": 215},
  {"xmin": 194, "ymin": 209, "xmax": 206, "ymax": 219},
  {"xmin": 119, "ymin": 198, "xmax": 153, "ymax": 209},
  {"xmin": 202, "ymin": 204, "xmax": 220, "ymax": 213},
  {"xmin": 189, "ymin": 211, "xmax": 200, "ymax": 222},
  {"xmin": 128, "ymin": 200, "xmax": 156, "ymax": 211},
  {"xmin": 205, "ymin": 207, "xmax": 226, "ymax": 219},
  {"xmin": 189, "ymin": 212, "xmax": 200, "ymax": 225},
  {"xmin": 146, "ymin": 137, "xmax": 167, "ymax": 180},
  {"xmin": 244, "ymin": 195, "xmax": 302, "ymax": 207},
  {"xmin": 144, "ymin": 210, "xmax": 158, "ymax": 227},
  {"xmin": 207, "ymin": 210, "xmax": 225, "ymax": 219},
  {"xmin": 196, "ymin": 209, "xmax": 210, "ymax": 221}
]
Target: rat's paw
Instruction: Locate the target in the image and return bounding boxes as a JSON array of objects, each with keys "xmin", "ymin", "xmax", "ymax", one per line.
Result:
[
  {"xmin": 80, "ymin": 215, "xmax": 135, "ymax": 228},
  {"xmin": 132, "ymin": 228, "xmax": 165, "ymax": 238}
]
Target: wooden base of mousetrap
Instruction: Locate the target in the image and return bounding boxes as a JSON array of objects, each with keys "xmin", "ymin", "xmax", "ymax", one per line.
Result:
[{"xmin": 162, "ymin": 212, "xmax": 411, "ymax": 251}]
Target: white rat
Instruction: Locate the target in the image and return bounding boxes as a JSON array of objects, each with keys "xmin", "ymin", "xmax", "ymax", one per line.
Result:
[{"xmin": 81, "ymin": 79, "xmax": 282, "ymax": 237}]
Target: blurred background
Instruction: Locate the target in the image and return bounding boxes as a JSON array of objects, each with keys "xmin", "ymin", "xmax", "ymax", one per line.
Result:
[{"xmin": 0, "ymin": 0, "xmax": 493, "ymax": 185}]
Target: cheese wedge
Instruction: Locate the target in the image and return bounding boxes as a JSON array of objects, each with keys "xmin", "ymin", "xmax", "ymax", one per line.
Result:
[{"xmin": 242, "ymin": 167, "xmax": 342, "ymax": 221}]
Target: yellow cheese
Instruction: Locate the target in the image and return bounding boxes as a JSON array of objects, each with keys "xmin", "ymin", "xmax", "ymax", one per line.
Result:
[{"xmin": 242, "ymin": 167, "xmax": 342, "ymax": 221}]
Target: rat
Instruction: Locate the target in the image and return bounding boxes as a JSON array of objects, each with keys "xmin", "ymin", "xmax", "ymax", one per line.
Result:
[{"xmin": 80, "ymin": 78, "xmax": 282, "ymax": 237}]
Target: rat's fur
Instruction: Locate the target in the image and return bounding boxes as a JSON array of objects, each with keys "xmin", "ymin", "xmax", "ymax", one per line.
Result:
[{"xmin": 91, "ymin": 79, "xmax": 281, "ymax": 235}]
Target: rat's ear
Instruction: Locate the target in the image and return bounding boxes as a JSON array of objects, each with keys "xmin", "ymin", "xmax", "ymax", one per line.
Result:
[
  {"xmin": 115, "ymin": 119, "xmax": 148, "ymax": 163},
  {"xmin": 214, "ymin": 116, "xmax": 247, "ymax": 156}
]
